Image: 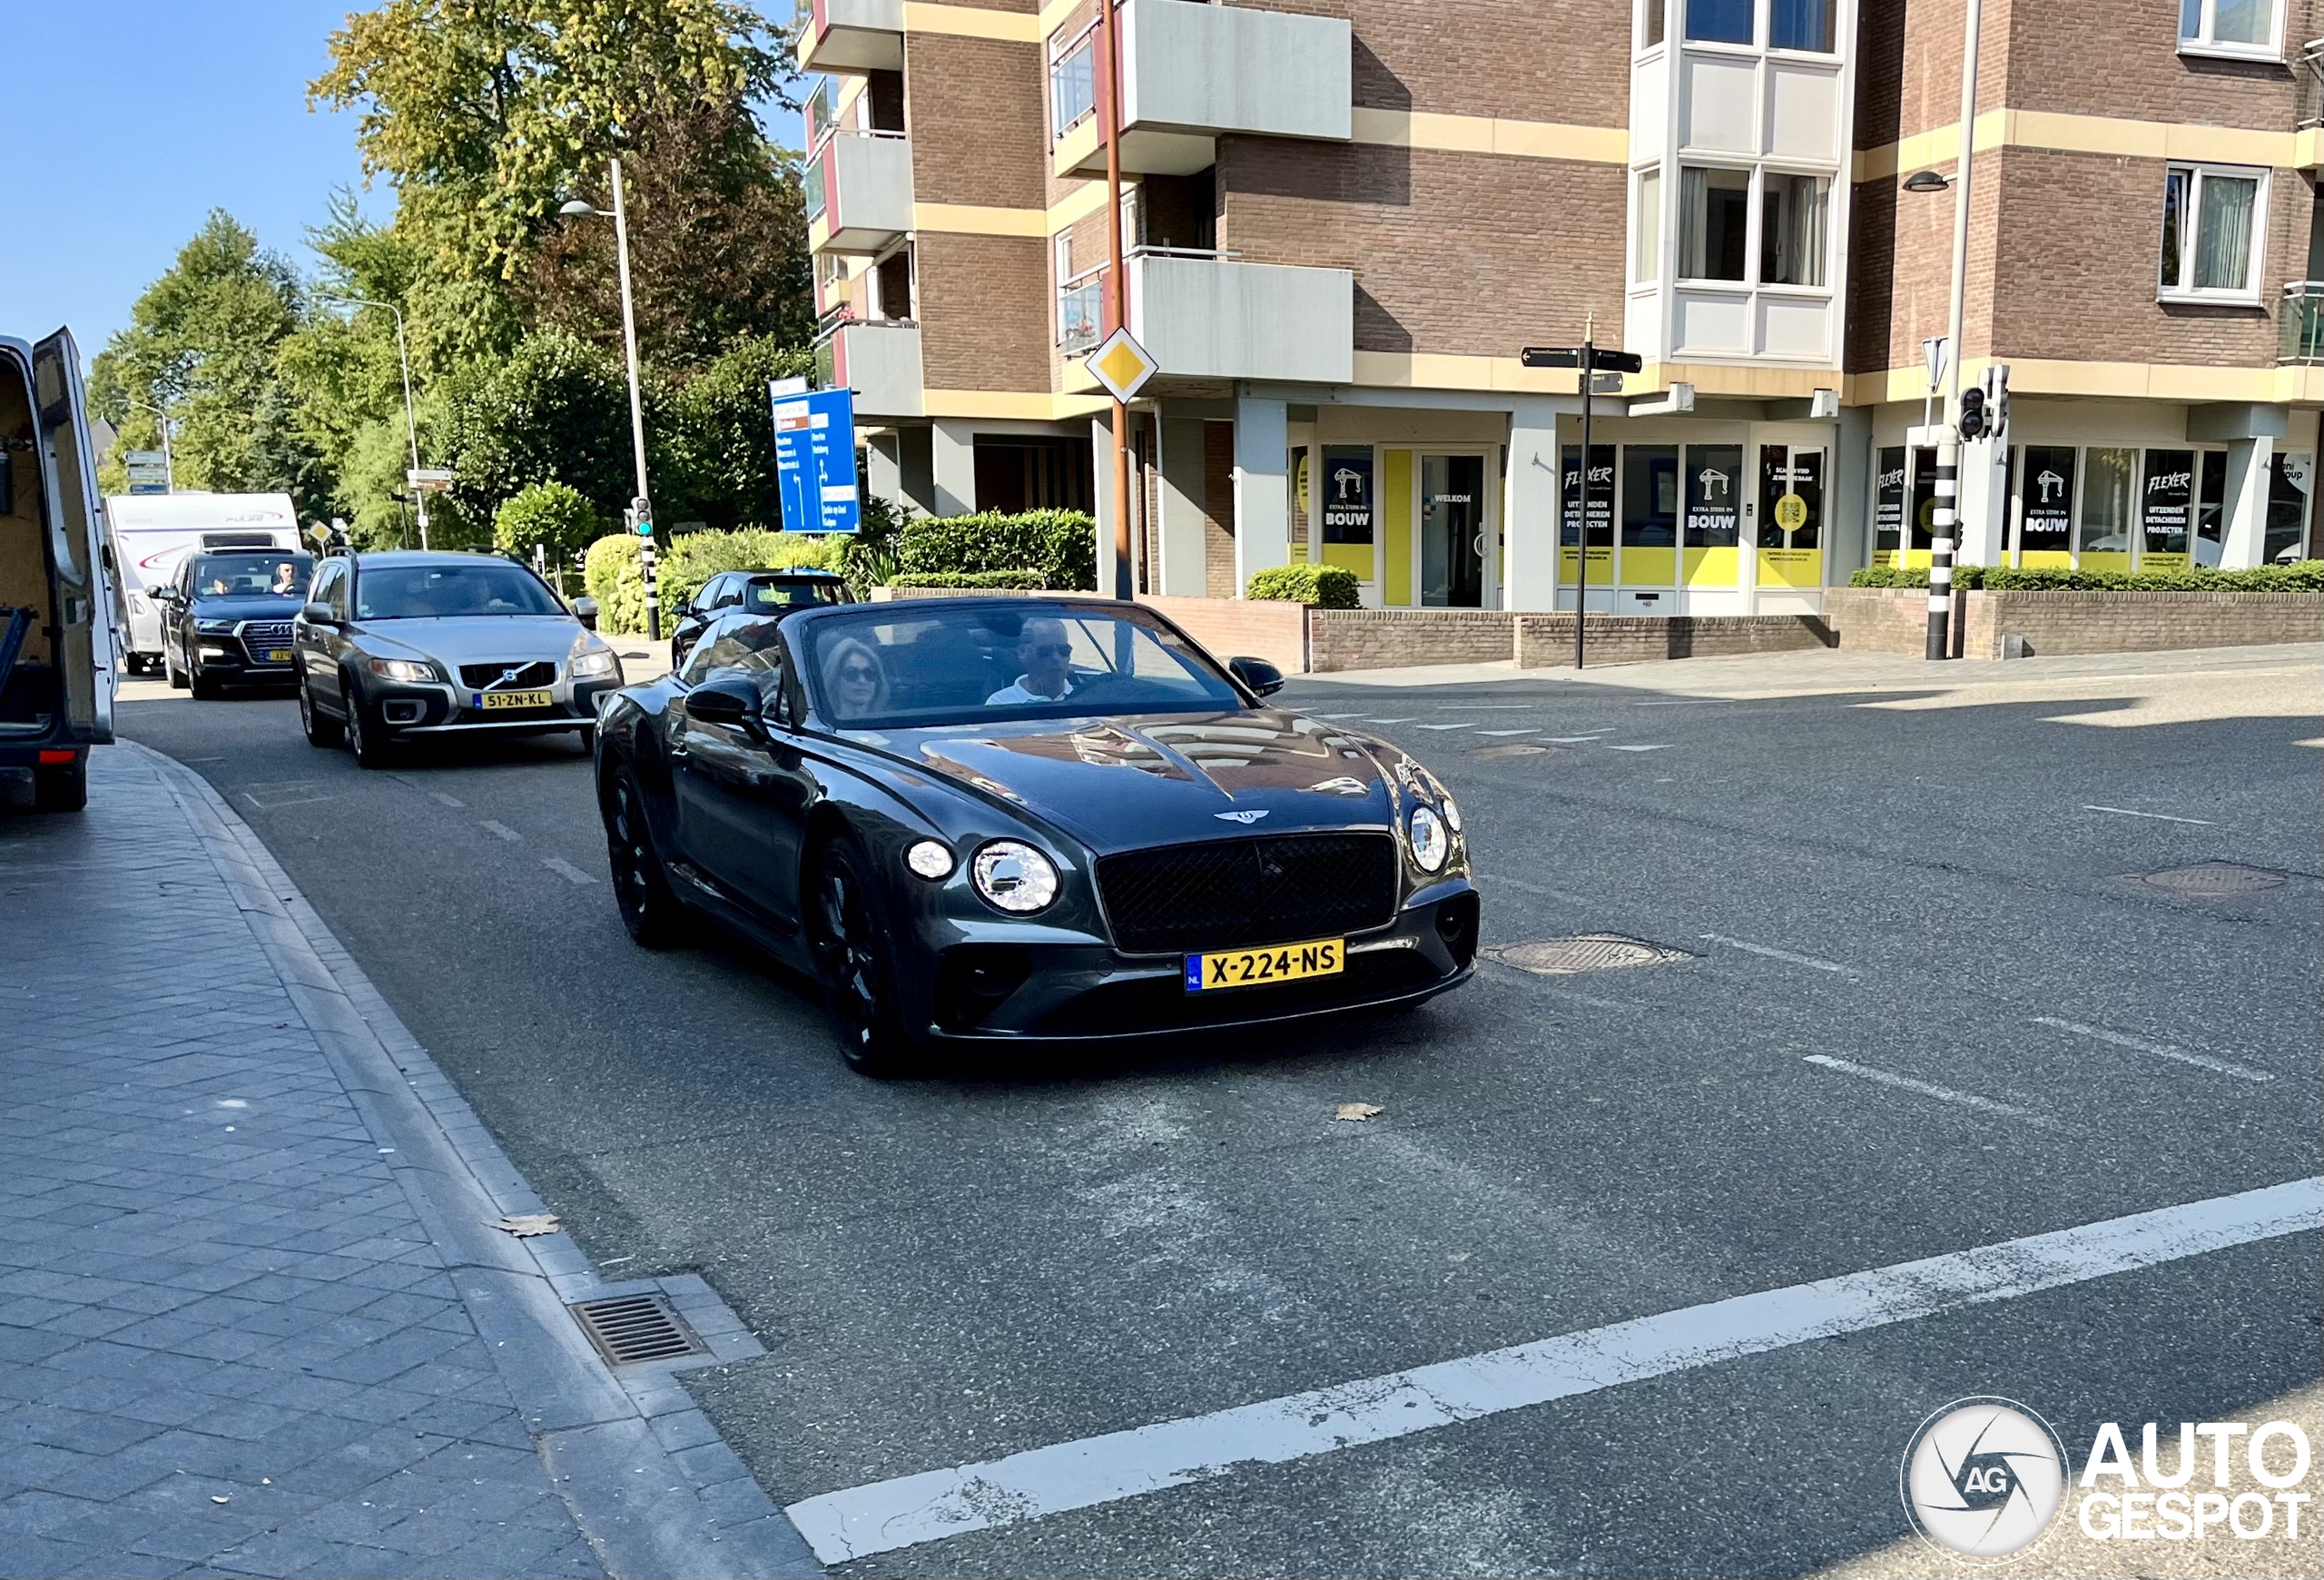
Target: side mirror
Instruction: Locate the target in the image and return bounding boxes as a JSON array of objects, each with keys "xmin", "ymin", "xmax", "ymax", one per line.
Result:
[
  {"xmin": 1228, "ymin": 656, "xmax": 1285, "ymax": 697},
  {"xmin": 300, "ymin": 601, "xmax": 335, "ymax": 626},
  {"xmin": 572, "ymin": 595, "xmax": 599, "ymax": 631},
  {"xmin": 686, "ymin": 675, "xmax": 764, "ymax": 728}
]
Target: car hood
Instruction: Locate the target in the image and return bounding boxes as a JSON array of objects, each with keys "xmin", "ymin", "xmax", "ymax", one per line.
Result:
[
  {"xmin": 350, "ymin": 616, "xmax": 585, "ymax": 666},
  {"xmin": 189, "ymin": 596, "xmax": 307, "ymax": 623},
  {"xmin": 853, "ymin": 709, "xmax": 1409, "ymax": 855}
]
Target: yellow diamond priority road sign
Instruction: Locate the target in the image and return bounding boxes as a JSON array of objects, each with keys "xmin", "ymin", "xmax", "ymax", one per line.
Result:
[{"xmin": 1088, "ymin": 327, "xmax": 1158, "ymax": 402}]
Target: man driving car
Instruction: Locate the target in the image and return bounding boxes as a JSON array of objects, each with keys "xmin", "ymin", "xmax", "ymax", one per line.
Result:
[{"xmin": 986, "ymin": 617, "xmax": 1084, "ymax": 706}]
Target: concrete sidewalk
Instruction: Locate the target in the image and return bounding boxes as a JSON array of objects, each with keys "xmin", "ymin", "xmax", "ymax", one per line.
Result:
[{"xmin": 0, "ymin": 746, "xmax": 815, "ymax": 1580}]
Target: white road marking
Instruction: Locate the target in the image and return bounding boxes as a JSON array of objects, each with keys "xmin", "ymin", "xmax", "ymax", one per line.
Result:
[
  {"xmin": 2083, "ymin": 805, "xmax": 2215, "ymax": 825},
  {"xmin": 784, "ymin": 1176, "xmax": 2323, "ymax": 1562},
  {"xmin": 2030, "ymin": 1016, "xmax": 2276, "ymax": 1083},
  {"xmin": 1359, "ymin": 716, "xmax": 1416, "ymax": 724},
  {"xmin": 431, "ymin": 792, "xmax": 465, "ymax": 808},
  {"xmin": 1603, "ymin": 744, "xmax": 1675, "ymax": 753},
  {"xmin": 478, "ymin": 820, "xmax": 522, "ymax": 842},
  {"xmin": 542, "ymin": 857, "xmax": 597, "ymax": 885},
  {"xmin": 1537, "ymin": 734, "xmax": 1617, "ymax": 744},
  {"xmin": 1701, "ymin": 933, "xmax": 1855, "ymax": 976},
  {"xmin": 1801, "ymin": 1054, "xmax": 2053, "ymax": 1128},
  {"xmin": 1474, "ymin": 729, "xmax": 1541, "ymax": 737},
  {"xmin": 1311, "ymin": 713, "xmax": 1366, "ymax": 719},
  {"xmin": 1414, "ymin": 723, "xmax": 1476, "ymax": 731}
]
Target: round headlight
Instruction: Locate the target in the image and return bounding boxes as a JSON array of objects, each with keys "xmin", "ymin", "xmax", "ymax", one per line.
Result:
[
  {"xmin": 1439, "ymin": 791, "xmax": 1462, "ymax": 835},
  {"xmin": 970, "ymin": 840, "xmax": 1059, "ymax": 913},
  {"xmin": 1407, "ymin": 805, "xmax": 1449, "ymax": 873},
  {"xmin": 905, "ymin": 839, "xmax": 955, "ymax": 880}
]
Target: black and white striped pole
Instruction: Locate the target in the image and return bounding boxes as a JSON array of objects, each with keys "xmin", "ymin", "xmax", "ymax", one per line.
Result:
[{"xmin": 1926, "ymin": 443, "xmax": 1955, "ymax": 660}]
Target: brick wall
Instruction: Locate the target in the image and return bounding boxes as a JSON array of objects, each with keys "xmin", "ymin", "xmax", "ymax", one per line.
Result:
[
  {"xmin": 1217, "ymin": 141, "xmax": 1626, "ymax": 358},
  {"xmin": 1232, "ymin": 0, "xmax": 1629, "ymax": 123},
  {"xmin": 905, "ymin": 34, "xmax": 1048, "ymax": 209},
  {"xmin": 1308, "ymin": 608, "xmax": 1516, "ymax": 671},
  {"xmin": 1827, "ymin": 588, "xmax": 2324, "ymax": 657},
  {"xmin": 1203, "ymin": 421, "xmax": 1236, "ymax": 597},
  {"xmin": 1137, "ymin": 593, "xmax": 1310, "ymax": 672},
  {"xmin": 1512, "ymin": 614, "xmax": 1837, "ymax": 667},
  {"xmin": 2002, "ymin": 0, "xmax": 2303, "ymax": 130},
  {"xmin": 917, "ymin": 232, "xmax": 1053, "ymax": 391}
]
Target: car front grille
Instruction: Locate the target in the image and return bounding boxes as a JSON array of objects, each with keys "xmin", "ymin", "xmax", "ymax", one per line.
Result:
[
  {"xmin": 458, "ymin": 660, "xmax": 557, "ymax": 689},
  {"xmin": 1095, "ymin": 832, "xmax": 1400, "ymax": 954},
  {"xmin": 239, "ymin": 620, "xmax": 295, "ymax": 665}
]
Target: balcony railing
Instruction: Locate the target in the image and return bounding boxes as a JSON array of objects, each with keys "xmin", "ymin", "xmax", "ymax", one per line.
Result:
[
  {"xmin": 2282, "ymin": 281, "xmax": 2324, "ymax": 362},
  {"xmin": 1057, "ymin": 266, "xmax": 1106, "ymax": 353},
  {"xmin": 2300, "ymin": 40, "xmax": 2324, "ymax": 129},
  {"xmin": 1049, "ymin": 23, "xmax": 1098, "ymax": 141}
]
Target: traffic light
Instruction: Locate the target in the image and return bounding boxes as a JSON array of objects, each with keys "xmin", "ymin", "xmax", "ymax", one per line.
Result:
[{"xmin": 1958, "ymin": 385, "xmax": 1987, "ymax": 441}]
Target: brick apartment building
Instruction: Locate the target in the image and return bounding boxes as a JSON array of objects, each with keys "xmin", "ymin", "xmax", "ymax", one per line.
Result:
[{"xmin": 799, "ymin": 0, "xmax": 2324, "ymax": 613}]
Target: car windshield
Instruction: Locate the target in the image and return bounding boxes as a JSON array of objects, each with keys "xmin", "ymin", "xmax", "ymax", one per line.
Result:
[
  {"xmin": 743, "ymin": 578, "xmax": 846, "ymax": 614},
  {"xmin": 191, "ymin": 553, "xmax": 311, "ymax": 598},
  {"xmin": 354, "ymin": 563, "xmax": 565, "ymax": 619},
  {"xmin": 803, "ymin": 602, "xmax": 1244, "ymax": 728}
]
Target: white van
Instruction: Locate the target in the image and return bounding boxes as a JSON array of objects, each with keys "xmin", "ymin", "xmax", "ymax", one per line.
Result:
[
  {"xmin": 2, "ymin": 330, "xmax": 113, "ymax": 811},
  {"xmin": 106, "ymin": 491, "xmax": 300, "ymax": 674}
]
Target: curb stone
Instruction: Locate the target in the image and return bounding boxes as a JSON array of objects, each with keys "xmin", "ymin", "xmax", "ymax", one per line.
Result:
[{"xmin": 123, "ymin": 737, "xmax": 823, "ymax": 1580}]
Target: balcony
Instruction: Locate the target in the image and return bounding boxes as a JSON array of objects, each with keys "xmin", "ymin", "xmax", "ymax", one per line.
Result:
[
  {"xmin": 2282, "ymin": 281, "xmax": 2324, "ymax": 362},
  {"xmin": 805, "ymin": 131, "xmax": 914, "ymax": 254},
  {"xmin": 1057, "ymin": 268, "xmax": 1105, "ymax": 355},
  {"xmin": 1108, "ymin": 250, "xmax": 1352, "ymax": 384},
  {"xmin": 797, "ymin": 0, "xmax": 902, "ymax": 74},
  {"xmin": 1050, "ymin": 0, "xmax": 1352, "ymax": 178},
  {"xmin": 815, "ymin": 319, "xmax": 924, "ymax": 420}
]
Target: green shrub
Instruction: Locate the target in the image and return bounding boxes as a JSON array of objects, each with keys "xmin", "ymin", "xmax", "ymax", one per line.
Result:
[
  {"xmin": 584, "ymin": 535, "xmax": 645, "ymax": 629},
  {"xmin": 493, "ymin": 481, "xmax": 605, "ymax": 564},
  {"xmin": 1851, "ymin": 561, "xmax": 2321, "ymax": 593},
  {"xmin": 897, "ymin": 509, "xmax": 1096, "ymax": 591},
  {"xmin": 1247, "ymin": 564, "xmax": 1363, "ymax": 608},
  {"xmin": 655, "ymin": 528, "xmax": 846, "ymax": 633},
  {"xmin": 890, "ymin": 569, "xmax": 1045, "ymax": 590}
]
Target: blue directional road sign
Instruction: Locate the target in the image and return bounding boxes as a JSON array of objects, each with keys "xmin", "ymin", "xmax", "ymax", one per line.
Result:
[{"xmin": 772, "ymin": 385, "xmax": 862, "ymax": 535}]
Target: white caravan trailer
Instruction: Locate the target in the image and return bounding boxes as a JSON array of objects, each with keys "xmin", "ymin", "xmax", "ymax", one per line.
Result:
[{"xmin": 105, "ymin": 492, "xmax": 300, "ymax": 673}]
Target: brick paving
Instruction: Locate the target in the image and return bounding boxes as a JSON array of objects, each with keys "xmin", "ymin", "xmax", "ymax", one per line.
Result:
[{"xmin": 0, "ymin": 749, "xmax": 605, "ymax": 1580}]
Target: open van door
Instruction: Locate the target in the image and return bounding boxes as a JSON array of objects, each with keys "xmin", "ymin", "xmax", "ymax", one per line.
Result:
[{"xmin": 31, "ymin": 330, "xmax": 113, "ymax": 743}]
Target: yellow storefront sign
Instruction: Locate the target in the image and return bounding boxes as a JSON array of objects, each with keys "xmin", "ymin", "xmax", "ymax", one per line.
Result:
[
  {"xmin": 1620, "ymin": 546, "xmax": 1677, "ymax": 586},
  {"xmin": 1683, "ymin": 547, "xmax": 1739, "ymax": 587},
  {"xmin": 1759, "ymin": 547, "xmax": 1824, "ymax": 588}
]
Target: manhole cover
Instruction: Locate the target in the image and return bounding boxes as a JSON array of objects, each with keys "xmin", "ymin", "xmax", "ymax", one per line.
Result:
[
  {"xmin": 568, "ymin": 1293, "xmax": 707, "ymax": 1366},
  {"xmin": 1469, "ymin": 743, "xmax": 1549, "ymax": 758},
  {"xmin": 2139, "ymin": 862, "xmax": 2286, "ymax": 896},
  {"xmin": 1483, "ymin": 934, "xmax": 1694, "ymax": 974}
]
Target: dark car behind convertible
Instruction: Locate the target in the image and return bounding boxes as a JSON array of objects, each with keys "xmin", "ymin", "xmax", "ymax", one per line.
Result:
[{"xmin": 593, "ymin": 597, "xmax": 1477, "ymax": 1074}]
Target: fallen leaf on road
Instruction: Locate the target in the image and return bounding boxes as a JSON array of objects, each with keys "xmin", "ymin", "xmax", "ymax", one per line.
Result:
[
  {"xmin": 211, "ymin": 1496, "xmax": 231, "ymax": 1505},
  {"xmin": 1334, "ymin": 1102, "xmax": 1384, "ymax": 1122},
  {"xmin": 487, "ymin": 1213, "xmax": 562, "ymax": 1237}
]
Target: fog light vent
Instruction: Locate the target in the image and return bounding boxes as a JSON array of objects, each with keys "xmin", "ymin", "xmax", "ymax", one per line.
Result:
[{"xmin": 568, "ymin": 1292, "xmax": 706, "ymax": 1366}]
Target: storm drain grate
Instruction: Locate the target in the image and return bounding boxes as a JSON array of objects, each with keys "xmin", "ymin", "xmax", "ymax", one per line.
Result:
[
  {"xmin": 2139, "ymin": 862, "xmax": 2287, "ymax": 896},
  {"xmin": 1469, "ymin": 743, "xmax": 1550, "ymax": 758},
  {"xmin": 568, "ymin": 1293, "xmax": 707, "ymax": 1366},
  {"xmin": 1483, "ymin": 934, "xmax": 1696, "ymax": 975}
]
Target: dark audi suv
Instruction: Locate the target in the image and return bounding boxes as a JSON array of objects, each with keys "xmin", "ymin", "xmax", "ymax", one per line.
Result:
[{"xmin": 160, "ymin": 548, "xmax": 313, "ymax": 697}]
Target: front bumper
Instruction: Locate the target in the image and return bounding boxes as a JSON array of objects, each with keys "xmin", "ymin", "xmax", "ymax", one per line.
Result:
[
  {"xmin": 190, "ymin": 642, "xmax": 297, "ymax": 685},
  {"xmin": 906, "ymin": 880, "xmax": 1479, "ymax": 1042},
  {"xmin": 365, "ymin": 675, "xmax": 622, "ymax": 736}
]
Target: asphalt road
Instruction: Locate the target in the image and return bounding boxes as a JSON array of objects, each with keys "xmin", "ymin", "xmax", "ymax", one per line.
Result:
[{"xmin": 114, "ymin": 647, "xmax": 2323, "ymax": 1578}]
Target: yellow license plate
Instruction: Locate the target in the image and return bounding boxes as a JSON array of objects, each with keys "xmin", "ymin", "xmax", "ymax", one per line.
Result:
[
  {"xmin": 1185, "ymin": 937, "xmax": 1344, "ymax": 992},
  {"xmin": 477, "ymin": 688, "xmax": 553, "ymax": 710},
  {"xmin": 263, "ymin": 649, "xmax": 292, "ymax": 664}
]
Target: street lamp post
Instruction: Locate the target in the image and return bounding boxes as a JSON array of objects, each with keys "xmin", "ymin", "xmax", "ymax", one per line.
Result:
[
  {"xmin": 563, "ymin": 159, "xmax": 658, "ymax": 635},
  {"xmin": 125, "ymin": 397, "xmax": 175, "ymax": 491},
  {"xmin": 319, "ymin": 291, "xmax": 428, "ymax": 549}
]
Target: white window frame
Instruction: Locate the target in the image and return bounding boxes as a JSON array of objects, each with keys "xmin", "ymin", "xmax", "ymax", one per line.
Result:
[
  {"xmin": 2158, "ymin": 162, "xmax": 2270, "ymax": 306},
  {"xmin": 2176, "ymin": 0, "xmax": 2285, "ymax": 62}
]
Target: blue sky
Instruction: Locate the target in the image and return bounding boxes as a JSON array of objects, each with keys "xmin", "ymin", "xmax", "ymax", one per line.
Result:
[{"xmin": 0, "ymin": 1, "xmax": 800, "ymax": 363}]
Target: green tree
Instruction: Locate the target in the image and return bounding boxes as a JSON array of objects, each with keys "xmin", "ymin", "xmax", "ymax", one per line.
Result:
[
  {"xmin": 435, "ymin": 331, "xmax": 633, "ymax": 522},
  {"xmin": 310, "ymin": 0, "xmax": 792, "ymax": 371},
  {"xmin": 88, "ymin": 211, "xmax": 325, "ymax": 515},
  {"xmin": 651, "ymin": 336, "xmax": 813, "ymax": 532},
  {"xmin": 493, "ymin": 480, "xmax": 606, "ymax": 563}
]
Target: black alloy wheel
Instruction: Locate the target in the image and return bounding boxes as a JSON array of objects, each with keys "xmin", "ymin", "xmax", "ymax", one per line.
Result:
[
  {"xmin": 299, "ymin": 674, "xmax": 342, "ymax": 747},
  {"xmin": 340, "ymin": 673, "xmax": 392, "ymax": 769},
  {"xmin": 812, "ymin": 837, "xmax": 918, "ymax": 1078},
  {"xmin": 606, "ymin": 771, "xmax": 683, "ymax": 947}
]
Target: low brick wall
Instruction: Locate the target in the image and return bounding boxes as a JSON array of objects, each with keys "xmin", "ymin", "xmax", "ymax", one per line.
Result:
[
  {"xmin": 1307, "ymin": 608, "xmax": 1515, "ymax": 673},
  {"xmin": 1827, "ymin": 588, "xmax": 2322, "ymax": 658},
  {"xmin": 1136, "ymin": 593, "xmax": 1310, "ymax": 674},
  {"xmin": 1513, "ymin": 614, "xmax": 1835, "ymax": 668}
]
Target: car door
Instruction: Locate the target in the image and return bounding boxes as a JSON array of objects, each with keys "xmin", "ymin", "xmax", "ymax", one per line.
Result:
[
  {"xmin": 671, "ymin": 575, "xmax": 724, "ymax": 664},
  {"xmin": 302, "ymin": 559, "xmax": 350, "ymax": 708},
  {"xmin": 31, "ymin": 331, "xmax": 112, "ymax": 742},
  {"xmin": 667, "ymin": 614, "xmax": 814, "ymax": 929}
]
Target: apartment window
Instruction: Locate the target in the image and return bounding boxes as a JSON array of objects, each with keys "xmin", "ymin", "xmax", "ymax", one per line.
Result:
[
  {"xmin": 1686, "ymin": 0, "xmax": 1754, "ymax": 44},
  {"xmin": 2178, "ymin": 0, "xmax": 2282, "ymax": 56},
  {"xmin": 1049, "ymin": 26, "xmax": 1098, "ymax": 138},
  {"xmin": 1679, "ymin": 167, "xmax": 1751, "ymax": 281},
  {"xmin": 1768, "ymin": 0, "xmax": 1833, "ymax": 51},
  {"xmin": 1641, "ymin": 0, "xmax": 1666, "ymax": 46},
  {"xmin": 2160, "ymin": 163, "xmax": 2266, "ymax": 301},
  {"xmin": 1634, "ymin": 169, "xmax": 1662, "ymax": 282},
  {"xmin": 1760, "ymin": 173, "xmax": 1828, "ymax": 286}
]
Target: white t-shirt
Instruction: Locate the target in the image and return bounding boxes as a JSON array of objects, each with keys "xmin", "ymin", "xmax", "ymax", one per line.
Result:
[{"xmin": 986, "ymin": 674, "xmax": 1076, "ymax": 706}]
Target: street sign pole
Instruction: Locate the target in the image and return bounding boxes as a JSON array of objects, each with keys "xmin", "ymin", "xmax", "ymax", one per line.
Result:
[
  {"xmin": 1100, "ymin": 0, "xmax": 1132, "ymax": 599},
  {"xmin": 1576, "ymin": 334, "xmax": 1592, "ymax": 671}
]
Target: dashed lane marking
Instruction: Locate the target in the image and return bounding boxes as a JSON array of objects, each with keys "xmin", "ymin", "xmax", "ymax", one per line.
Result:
[
  {"xmin": 783, "ymin": 1177, "xmax": 2323, "ymax": 1562},
  {"xmin": 542, "ymin": 857, "xmax": 597, "ymax": 885},
  {"xmin": 2083, "ymin": 805, "xmax": 2216, "ymax": 825},
  {"xmin": 1475, "ymin": 729, "xmax": 1541, "ymax": 737},
  {"xmin": 1701, "ymin": 933, "xmax": 1856, "ymax": 976},
  {"xmin": 1358, "ymin": 716, "xmax": 1416, "ymax": 724},
  {"xmin": 2031, "ymin": 1016, "xmax": 2276, "ymax": 1083},
  {"xmin": 1801, "ymin": 1054, "xmax": 2054, "ymax": 1129},
  {"xmin": 1414, "ymin": 723, "xmax": 1476, "ymax": 731},
  {"xmin": 1603, "ymin": 744, "xmax": 1676, "ymax": 753},
  {"xmin": 478, "ymin": 820, "xmax": 522, "ymax": 843}
]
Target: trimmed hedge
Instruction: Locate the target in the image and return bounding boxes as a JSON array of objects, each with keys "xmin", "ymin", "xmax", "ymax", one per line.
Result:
[
  {"xmin": 1247, "ymin": 564, "xmax": 1362, "ymax": 608},
  {"xmin": 890, "ymin": 569, "xmax": 1046, "ymax": 589},
  {"xmin": 1849, "ymin": 561, "xmax": 2323, "ymax": 592},
  {"xmin": 897, "ymin": 509, "xmax": 1096, "ymax": 592}
]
